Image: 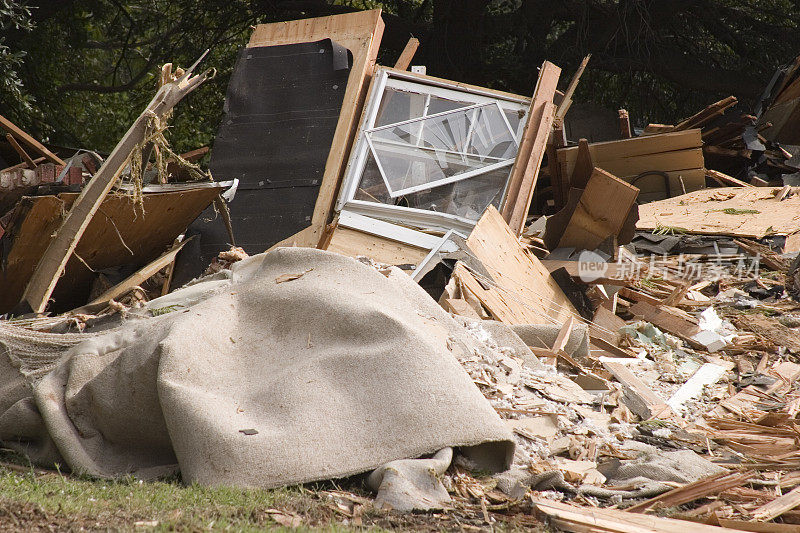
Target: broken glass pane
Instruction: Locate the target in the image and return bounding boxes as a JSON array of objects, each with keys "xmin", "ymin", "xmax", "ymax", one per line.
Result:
[{"xmin": 364, "ymin": 102, "xmax": 517, "ymax": 197}]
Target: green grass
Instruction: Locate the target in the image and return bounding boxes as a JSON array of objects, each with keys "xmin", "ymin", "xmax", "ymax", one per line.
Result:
[
  {"xmin": 0, "ymin": 460, "xmax": 543, "ymax": 532},
  {"xmin": 0, "ymin": 465, "xmax": 333, "ymax": 531}
]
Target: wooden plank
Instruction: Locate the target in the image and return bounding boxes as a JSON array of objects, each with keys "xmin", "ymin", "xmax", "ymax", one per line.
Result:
[
  {"xmin": 674, "ymin": 96, "xmax": 738, "ymax": 131},
  {"xmin": 642, "ymin": 123, "xmax": 676, "ymax": 135},
  {"xmin": 752, "ymin": 485, "xmax": 800, "ymax": 521},
  {"xmin": 86, "ymin": 239, "xmax": 190, "ymax": 306},
  {"xmin": 0, "ymin": 113, "xmax": 65, "ymax": 165},
  {"xmin": 637, "ymin": 187, "xmax": 800, "ymax": 238},
  {"xmin": 706, "ymin": 169, "xmax": 753, "ymax": 187},
  {"xmin": 560, "ymin": 147, "xmax": 705, "ymax": 180},
  {"xmin": 533, "ymin": 499, "xmax": 743, "ymax": 533},
  {"xmin": 618, "ymin": 109, "xmax": 632, "ymax": 138},
  {"xmin": 326, "ymin": 226, "xmax": 428, "ymax": 266},
  {"xmin": 464, "ymin": 205, "xmax": 577, "ymax": 326},
  {"xmin": 248, "ymin": 11, "xmax": 385, "ymax": 249},
  {"xmin": 541, "ymin": 260, "xmax": 639, "ymax": 284},
  {"xmin": 21, "ymin": 66, "xmax": 213, "ymax": 313},
  {"xmin": 1, "ymin": 156, "xmax": 45, "ymax": 173},
  {"xmin": 6, "ymin": 134, "xmax": 36, "ymax": 169},
  {"xmin": 552, "ymin": 315, "xmax": 575, "ymax": 352},
  {"xmin": 501, "ymin": 61, "xmax": 561, "ymax": 235},
  {"xmin": 570, "ymin": 138, "xmax": 593, "ymax": 190},
  {"xmin": 626, "ymin": 471, "xmax": 751, "ymax": 513},
  {"xmin": 554, "ymin": 54, "xmax": 590, "ymax": 126},
  {"xmin": 603, "ymin": 361, "xmax": 674, "ymax": 419},
  {"xmin": 717, "ymin": 519, "xmax": 800, "ymax": 532},
  {"xmin": 629, "ymin": 300, "xmax": 702, "ymax": 347},
  {"xmin": 393, "ymin": 37, "xmax": 420, "ymax": 70},
  {"xmin": 557, "ymin": 168, "xmax": 639, "ymax": 251},
  {"xmin": 557, "ymin": 129, "xmax": 702, "ymax": 163}
]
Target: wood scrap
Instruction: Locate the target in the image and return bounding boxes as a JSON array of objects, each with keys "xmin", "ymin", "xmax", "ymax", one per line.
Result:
[
  {"xmin": 603, "ymin": 361, "xmax": 674, "ymax": 419},
  {"xmin": 752, "ymin": 485, "xmax": 800, "ymax": 521},
  {"xmin": 73, "ymin": 238, "xmax": 192, "ymax": 312},
  {"xmin": 618, "ymin": 109, "xmax": 632, "ymax": 139},
  {"xmin": 555, "ymin": 168, "xmax": 640, "ymax": 251},
  {"xmin": 732, "ymin": 314, "xmax": 800, "ymax": 354},
  {"xmin": 570, "ymin": 138, "xmax": 593, "ymax": 190},
  {"xmin": 393, "ymin": 37, "xmax": 419, "ymax": 70},
  {"xmin": 626, "ymin": 471, "xmax": 752, "ymax": 513},
  {"xmin": 6, "ymin": 134, "xmax": 36, "ymax": 169},
  {"xmin": 533, "ymin": 498, "xmax": 743, "ymax": 532},
  {"xmin": 637, "ymin": 187, "xmax": 800, "ymax": 238},
  {"xmin": 706, "ymin": 169, "xmax": 753, "ymax": 187},
  {"xmin": 20, "ymin": 61, "xmax": 214, "ymax": 314},
  {"xmin": 457, "ymin": 205, "xmax": 577, "ymax": 325},
  {"xmin": 0, "ymin": 113, "xmax": 65, "ymax": 165}
]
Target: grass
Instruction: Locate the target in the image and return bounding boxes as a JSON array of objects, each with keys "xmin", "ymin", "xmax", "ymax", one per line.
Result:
[
  {"xmin": 0, "ymin": 465, "xmax": 330, "ymax": 531},
  {"xmin": 0, "ymin": 456, "xmax": 544, "ymax": 532}
]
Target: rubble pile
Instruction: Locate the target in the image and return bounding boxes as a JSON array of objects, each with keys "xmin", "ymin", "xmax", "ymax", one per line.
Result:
[{"xmin": 3, "ymin": 8, "xmax": 800, "ymax": 532}]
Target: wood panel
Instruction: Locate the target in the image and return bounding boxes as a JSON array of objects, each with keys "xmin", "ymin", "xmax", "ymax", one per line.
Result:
[
  {"xmin": 557, "ymin": 129, "xmax": 703, "ymax": 162},
  {"xmin": 637, "ymin": 186, "xmax": 800, "ymax": 238},
  {"xmin": 249, "ymin": 10, "xmax": 385, "ymax": 249},
  {"xmin": 557, "ymin": 168, "xmax": 639, "ymax": 250},
  {"xmin": 0, "ymin": 187, "xmax": 221, "ymax": 314},
  {"xmin": 326, "ymin": 226, "xmax": 428, "ymax": 266},
  {"xmin": 501, "ymin": 61, "xmax": 561, "ymax": 235},
  {"xmin": 461, "ymin": 205, "xmax": 577, "ymax": 326}
]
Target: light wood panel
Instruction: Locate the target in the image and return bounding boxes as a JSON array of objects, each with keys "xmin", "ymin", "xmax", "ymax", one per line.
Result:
[{"xmin": 459, "ymin": 205, "xmax": 577, "ymax": 326}]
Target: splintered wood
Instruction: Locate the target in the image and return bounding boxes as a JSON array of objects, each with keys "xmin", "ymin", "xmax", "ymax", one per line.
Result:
[{"xmin": 454, "ymin": 205, "xmax": 577, "ymax": 326}]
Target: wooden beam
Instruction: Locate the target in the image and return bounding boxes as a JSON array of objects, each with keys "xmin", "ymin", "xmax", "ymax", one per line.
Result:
[
  {"xmin": 393, "ymin": 37, "xmax": 420, "ymax": 70},
  {"xmin": 6, "ymin": 134, "xmax": 36, "ymax": 169},
  {"xmin": 534, "ymin": 498, "xmax": 743, "ymax": 533},
  {"xmin": 0, "ymin": 114, "xmax": 64, "ymax": 165},
  {"xmin": 706, "ymin": 168, "xmax": 753, "ymax": 187},
  {"xmin": 1, "ymin": 156, "xmax": 45, "ymax": 173},
  {"xmin": 84, "ymin": 238, "xmax": 191, "ymax": 308},
  {"xmin": 501, "ymin": 61, "xmax": 561, "ymax": 235},
  {"xmin": 21, "ymin": 62, "xmax": 214, "ymax": 314},
  {"xmin": 752, "ymin": 485, "xmax": 800, "ymax": 521},
  {"xmin": 603, "ymin": 361, "xmax": 674, "ymax": 420}
]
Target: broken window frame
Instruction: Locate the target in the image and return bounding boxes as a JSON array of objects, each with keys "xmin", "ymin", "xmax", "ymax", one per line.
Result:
[{"xmin": 336, "ymin": 68, "xmax": 530, "ymax": 234}]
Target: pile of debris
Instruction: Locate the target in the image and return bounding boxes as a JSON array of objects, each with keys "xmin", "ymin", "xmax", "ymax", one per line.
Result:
[{"xmin": 5, "ymin": 8, "xmax": 800, "ymax": 532}]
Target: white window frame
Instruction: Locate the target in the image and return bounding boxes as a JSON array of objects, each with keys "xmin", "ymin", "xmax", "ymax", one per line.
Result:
[{"xmin": 336, "ymin": 68, "xmax": 529, "ymax": 235}]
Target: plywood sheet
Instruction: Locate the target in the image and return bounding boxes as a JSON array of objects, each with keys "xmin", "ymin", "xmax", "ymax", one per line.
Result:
[
  {"xmin": 461, "ymin": 205, "xmax": 577, "ymax": 326},
  {"xmin": 557, "ymin": 168, "xmax": 639, "ymax": 250},
  {"xmin": 249, "ymin": 11, "xmax": 385, "ymax": 247},
  {"xmin": 0, "ymin": 187, "xmax": 221, "ymax": 313},
  {"xmin": 326, "ymin": 226, "xmax": 427, "ymax": 266},
  {"xmin": 637, "ymin": 187, "xmax": 800, "ymax": 238}
]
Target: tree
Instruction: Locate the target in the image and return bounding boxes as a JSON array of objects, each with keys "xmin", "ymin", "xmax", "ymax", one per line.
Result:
[
  {"xmin": 3, "ymin": 0, "xmax": 800, "ymax": 152},
  {"xmin": 0, "ymin": 1, "xmax": 34, "ymax": 125}
]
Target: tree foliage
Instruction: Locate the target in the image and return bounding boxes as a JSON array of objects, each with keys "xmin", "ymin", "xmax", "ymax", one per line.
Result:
[{"xmin": 2, "ymin": 0, "xmax": 800, "ymax": 152}]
